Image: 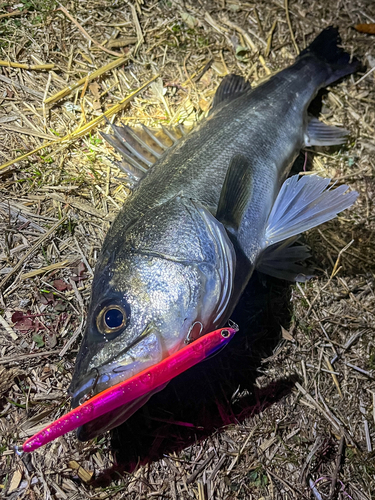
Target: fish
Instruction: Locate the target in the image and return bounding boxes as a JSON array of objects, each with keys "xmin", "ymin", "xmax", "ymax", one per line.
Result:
[
  {"xmin": 21, "ymin": 326, "xmax": 237, "ymax": 452},
  {"xmin": 69, "ymin": 27, "xmax": 359, "ymax": 441}
]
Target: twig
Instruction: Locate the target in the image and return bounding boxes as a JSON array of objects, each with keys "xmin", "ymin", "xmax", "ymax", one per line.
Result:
[
  {"xmin": 360, "ymin": 401, "xmax": 373, "ymax": 452},
  {"xmin": 74, "ymin": 237, "xmax": 94, "ymax": 276},
  {"xmin": 59, "ymin": 316, "xmax": 84, "ymax": 357},
  {"xmin": 0, "ymin": 123, "xmax": 54, "ymax": 140},
  {"xmin": 329, "ymin": 437, "xmax": 345, "ymax": 499},
  {"xmin": 0, "ymin": 10, "xmax": 23, "ymax": 19},
  {"xmin": 0, "ymin": 60, "xmax": 54, "ymax": 70},
  {"xmin": 20, "ymin": 260, "xmax": 72, "ymax": 279},
  {"xmin": 187, "ymin": 452, "xmax": 215, "ymax": 485},
  {"xmin": 353, "ymin": 66, "xmax": 375, "ymax": 86},
  {"xmin": 69, "ymin": 278, "xmax": 85, "ymax": 312},
  {"xmin": 227, "ymin": 423, "xmax": 260, "ymax": 472},
  {"xmin": 265, "ymin": 20, "xmax": 277, "ymax": 58},
  {"xmin": 127, "ymin": 1, "xmax": 144, "ymax": 53},
  {"xmin": 57, "ymin": 4, "xmax": 122, "ymax": 57},
  {"xmin": 295, "ymin": 382, "xmax": 345, "ymax": 437},
  {"xmin": 0, "ymin": 349, "xmax": 64, "ymax": 365},
  {"xmin": 0, "ymin": 74, "xmax": 44, "ymax": 99},
  {"xmin": 43, "ymin": 71, "xmax": 52, "ymax": 131},
  {"xmin": 0, "ymin": 314, "xmax": 18, "ymax": 340},
  {"xmin": 345, "ymin": 362, "xmax": 374, "ymax": 378},
  {"xmin": 44, "ymin": 55, "xmax": 129, "ymax": 105},
  {"xmin": 325, "ymin": 356, "xmax": 343, "ymax": 398},
  {"xmin": 284, "ymin": 0, "xmax": 299, "ymax": 54},
  {"xmin": 95, "ymin": 184, "xmax": 121, "ymax": 210},
  {"xmin": 309, "ymin": 477, "xmax": 324, "ymax": 500},
  {"xmin": 330, "ymin": 240, "xmax": 354, "ymax": 278},
  {"xmin": 259, "ymin": 54, "xmax": 271, "ymax": 75},
  {"xmin": 267, "ymin": 469, "xmax": 304, "ymax": 498},
  {"xmin": 0, "ymin": 214, "xmax": 69, "ymax": 292},
  {"xmin": 254, "ymin": 7, "xmax": 265, "ymax": 39},
  {"xmin": 221, "ymin": 18, "xmax": 257, "ymax": 51}
]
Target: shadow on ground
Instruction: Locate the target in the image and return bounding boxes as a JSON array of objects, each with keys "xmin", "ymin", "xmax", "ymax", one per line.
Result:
[{"xmin": 90, "ymin": 274, "xmax": 296, "ymax": 486}]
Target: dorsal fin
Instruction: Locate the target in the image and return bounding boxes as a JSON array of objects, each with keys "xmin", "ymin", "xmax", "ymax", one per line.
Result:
[
  {"xmin": 101, "ymin": 122, "xmax": 185, "ymax": 182},
  {"xmin": 210, "ymin": 74, "xmax": 251, "ymax": 113}
]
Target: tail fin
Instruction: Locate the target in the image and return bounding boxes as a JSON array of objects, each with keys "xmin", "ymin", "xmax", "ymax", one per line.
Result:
[{"xmin": 298, "ymin": 27, "xmax": 360, "ymax": 85}]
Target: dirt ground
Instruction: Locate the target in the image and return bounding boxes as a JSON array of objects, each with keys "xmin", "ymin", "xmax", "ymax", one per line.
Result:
[{"xmin": 1, "ymin": 0, "xmax": 375, "ymax": 498}]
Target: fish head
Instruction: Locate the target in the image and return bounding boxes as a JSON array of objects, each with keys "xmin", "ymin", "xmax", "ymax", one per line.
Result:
[
  {"xmin": 69, "ymin": 253, "xmax": 200, "ymax": 406},
  {"xmin": 68, "ymin": 196, "xmax": 236, "ymax": 435}
]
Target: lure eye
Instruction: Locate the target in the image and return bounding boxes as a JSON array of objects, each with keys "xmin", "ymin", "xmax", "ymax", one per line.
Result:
[{"xmin": 96, "ymin": 305, "xmax": 127, "ymax": 335}]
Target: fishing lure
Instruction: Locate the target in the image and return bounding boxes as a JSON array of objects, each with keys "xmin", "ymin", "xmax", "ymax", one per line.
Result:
[{"xmin": 21, "ymin": 326, "xmax": 237, "ymax": 452}]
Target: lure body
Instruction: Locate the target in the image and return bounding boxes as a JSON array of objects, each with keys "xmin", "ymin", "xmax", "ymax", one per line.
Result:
[{"xmin": 22, "ymin": 326, "xmax": 237, "ymax": 452}]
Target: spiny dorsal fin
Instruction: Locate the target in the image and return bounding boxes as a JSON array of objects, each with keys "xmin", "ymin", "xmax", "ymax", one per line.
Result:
[
  {"xmin": 210, "ymin": 74, "xmax": 251, "ymax": 113},
  {"xmin": 216, "ymin": 154, "xmax": 253, "ymax": 233},
  {"xmin": 101, "ymin": 122, "xmax": 186, "ymax": 181}
]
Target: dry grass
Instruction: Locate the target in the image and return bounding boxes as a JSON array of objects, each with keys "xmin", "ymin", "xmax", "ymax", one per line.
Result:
[{"xmin": 1, "ymin": 0, "xmax": 375, "ymax": 498}]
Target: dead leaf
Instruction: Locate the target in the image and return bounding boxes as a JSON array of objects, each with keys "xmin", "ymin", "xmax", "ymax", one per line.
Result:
[
  {"xmin": 11, "ymin": 311, "xmax": 24, "ymax": 322},
  {"xmin": 211, "ymin": 61, "xmax": 227, "ymax": 76},
  {"xmin": 107, "ymin": 37, "xmax": 137, "ymax": 48},
  {"xmin": 89, "ymin": 83, "xmax": 102, "ymax": 111},
  {"xmin": 77, "ymin": 261, "xmax": 86, "ymax": 276},
  {"xmin": 281, "ymin": 326, "xmax": 295, "ymax": 342},
  {"xmin": 200, "ymin": 69, "xmax": 212, "ymax": 88},
  {"xmin": 235, "ymin": 45, "xmax": 249, "ymax": 62},
  {"xmin": 181, "ymin": 12, "xmax": 198, "ymax": 29},
  {"xmin": 14, "ymin": 317, "xmax": 34, "ymax": 332},
  {"xmin": 39, "ymin": 291, "xmax": 55, "ymax": 304},
  {"xmin": 7, "ymin": 469, "xmax": 22, "ymax": 494},
  {"xmin": 68, "ymin": 461, "xmax": 93, "ymax": 483},
  {"xmin": 199, "ymin": 97, "xmax": 210, "ymax": 112},
  {"xmin": 46, "ymin": 333, "xmax": 57, "ymax": 348},
  {"xmin": 89, "ymin": 82, "xmax": 100, "ymax": 100},
  {"xmin": 355, "ymin": 23, "xmax": 375, "ymax": 34},
  {"xmin": 53, "ymin": 279, "xmax": 72, "ymax": 291}
]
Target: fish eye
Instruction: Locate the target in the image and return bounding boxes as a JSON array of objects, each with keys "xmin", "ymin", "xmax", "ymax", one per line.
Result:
[{"xmin": 96, "ymin": 305, "xmax": 127, "ymax": 335}]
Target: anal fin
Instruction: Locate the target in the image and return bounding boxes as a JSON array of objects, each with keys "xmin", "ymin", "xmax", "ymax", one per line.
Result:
[{"xmin": 256, "ymin": 237, "xmax": 314, "ymax": 282}]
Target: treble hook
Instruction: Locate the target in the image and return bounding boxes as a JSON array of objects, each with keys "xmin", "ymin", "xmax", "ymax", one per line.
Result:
[
  {"xmin": 185, "ymin": 321, "xmax": 204, "ymax": 344},
  {"xmin": 78, "ymin": 368, "xmax": 100, "ymax": 405}
]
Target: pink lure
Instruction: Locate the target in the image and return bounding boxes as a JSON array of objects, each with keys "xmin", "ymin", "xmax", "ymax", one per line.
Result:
[{"xmin": 22, "ymin": 326, "xmax": 237, "ymax": 452}]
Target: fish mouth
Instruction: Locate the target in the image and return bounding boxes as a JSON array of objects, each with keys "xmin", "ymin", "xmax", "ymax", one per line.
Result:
[
  {"xmin": 69, "ymin": 322, "xmax": 174, "ymax": 440},
  {"xmin": 69, "ymin": 323, "xmax": 165, "ymax": 410}
]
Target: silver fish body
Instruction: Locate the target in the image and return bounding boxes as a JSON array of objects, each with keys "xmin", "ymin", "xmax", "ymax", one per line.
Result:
[{"xmin": 69, "ymin": 27, "xmax": 359, "ymax": 439}]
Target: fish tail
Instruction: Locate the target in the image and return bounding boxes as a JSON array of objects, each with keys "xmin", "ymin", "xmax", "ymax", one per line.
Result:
[{"xmin": 298, "ymin": 26, "xmax": 360, "ymax": 85}]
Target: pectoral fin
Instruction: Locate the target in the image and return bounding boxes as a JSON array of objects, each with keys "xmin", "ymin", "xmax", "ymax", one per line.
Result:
[
  {"xmin": 263, "ymin": 174, "xmax": 357, "ymax": 246},
  {"xmin": 216, "ymin": 154, "xmax": 253, "ymax": 233},
  {"xmin": 257, "ymin": 174, "xmax": 358, "ymax": 281},
  {"xmin": 305, "ymin": 117, "xmax": 349, "ymax": 146}
]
